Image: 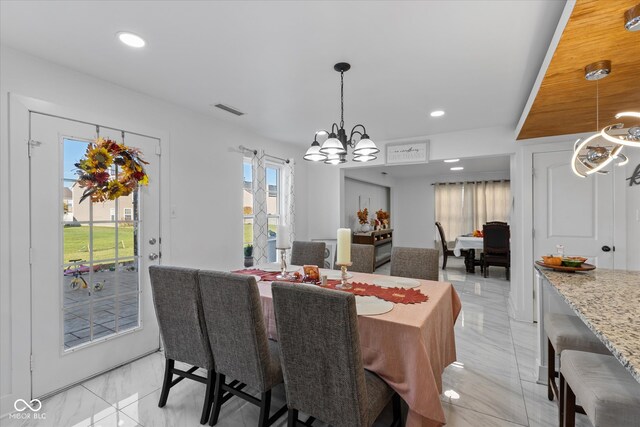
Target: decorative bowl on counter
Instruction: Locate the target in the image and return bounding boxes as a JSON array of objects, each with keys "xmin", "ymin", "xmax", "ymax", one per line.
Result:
[{"xmin": 541, "ymin": 255, "xmax": 562, "ymax": 266}]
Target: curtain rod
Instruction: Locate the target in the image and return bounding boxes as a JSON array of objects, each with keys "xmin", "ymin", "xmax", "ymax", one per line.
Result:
[
  {"xmin": 238, "ymin": 145, "xmax": 290, "ymax": 164},
  {"xmin": 431, "ymin": 179, "xmax": 510, "ymax": 186}
]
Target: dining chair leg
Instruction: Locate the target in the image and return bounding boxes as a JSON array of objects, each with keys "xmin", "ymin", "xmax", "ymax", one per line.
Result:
[
  {"xmin": 158, "ymin": 358, "xmax": 174, "ymax": 408},
  {"xmin": 209, "ymin": 373, "xmax": 225, "ymax": 426},
  {"xmin": 442, "ymin": 253, "xmax": 448, "ymax": 270},
  {"xmin": 287, "ymin": 408, "xmax": 298, "ymax": 427},
  {"xmin": 258, "ymin": 390, "xmax": 271, "ymax": 427},
  {"xmin": 199, "ymin": 369, "xmax": 215, "ymax": 425},
  {"xmin": 547, "ymin": 339, "xmax": 555, "ymax": 401},
  {"xmin": 563, "ymin": 375, "xmax": 576, "ymax": 427}
]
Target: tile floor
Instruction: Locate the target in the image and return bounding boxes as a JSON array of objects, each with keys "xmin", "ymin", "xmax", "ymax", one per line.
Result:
[{"xmin": 2, "ymin": 257, "xmax": 592, "ymax": 427}]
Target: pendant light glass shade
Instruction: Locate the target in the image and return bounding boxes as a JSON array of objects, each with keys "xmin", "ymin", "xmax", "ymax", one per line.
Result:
[
  {"xmin": 303, "ymin": 140, "xmax": 327, "ymax": 162},
  {"xmin": 319, "ymin": 133, "xmax": 346, "ymax": 155},
  {"xmin": 353, "ymin": 135, "xmax": 379, "ymax": 156},
  {"xmin": 324, "ymin": 153, "xmax": 346, "ymax": 165},
  {"xmin": 353, "ymin": 154, "xmax": 377, "ymax": 162}
]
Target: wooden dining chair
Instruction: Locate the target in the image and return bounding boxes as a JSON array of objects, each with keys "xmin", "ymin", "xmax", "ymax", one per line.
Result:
[
  {"xmin": 290, "ymin": 241, "xmax": 326, "ymax": 266},
  {"xmin": 271, "ymin": 283, "xmax": 401, "ymax": 427},
  {"xmin": 197, "ymin": 271, "xmax": 287, "ymax": 427},
  {"xmin": 435, "ymin": 221, "xmax": 458, "ymax": 270},
  {"xmin": 390, "ymin": 247, "xmax": 439, "ymax": 281},
  {"xmin": 481, "ymin": 222, "xmax": 510, "ymax": 279},
  {"xmin": 148, "ymin": 266, "xmax": 216, "ymax": 425}
]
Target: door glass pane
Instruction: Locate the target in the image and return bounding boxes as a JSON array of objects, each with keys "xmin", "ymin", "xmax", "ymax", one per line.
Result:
[
  {"xmin": 244, "ymin": 218, "xmax": 254, "ymax": 246},
  {"xmin": 62, "ymin": 138, "xmax": 141, "ymax": 350}
]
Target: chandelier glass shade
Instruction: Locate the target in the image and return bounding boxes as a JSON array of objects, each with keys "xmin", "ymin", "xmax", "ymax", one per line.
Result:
[{"xmin": 304, "ymin": 63, "xmax": 379, "ymax": 164}]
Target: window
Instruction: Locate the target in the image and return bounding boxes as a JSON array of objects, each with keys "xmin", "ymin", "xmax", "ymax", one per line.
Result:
[
  {"xmin": 110, "ymin": 208, "xmax": 116, "ymax": 221},
  {"xmin": 243, "ymin": 160, "xmax": 253, "ymax": 253},
  {"xmin": 123, "ymin": 208, "xmax": 133, "ymax": 221},
  {"xmin": 266, "ymin": 164, "xmax": 281, "ymax": 262}
]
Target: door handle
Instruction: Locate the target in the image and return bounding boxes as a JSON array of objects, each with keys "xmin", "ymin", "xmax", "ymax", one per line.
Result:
[
  {"xmin": 601, "ymin": 245, "xmax": 611, "ymax": 252},
  {"xmin": 149, "ymin": 253, "xmax": 159, "ymax": 260}
]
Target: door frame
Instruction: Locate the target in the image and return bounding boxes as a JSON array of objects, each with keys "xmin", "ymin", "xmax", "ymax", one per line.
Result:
[{"xmin": 6, "ymin": 93, "xmax": 172, "ymax": 409}]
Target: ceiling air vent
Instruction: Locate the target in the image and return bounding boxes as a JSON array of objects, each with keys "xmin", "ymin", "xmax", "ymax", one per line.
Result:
[{"xmin": 213, "ymin": 103, "xmax": 245, "ymax": 116}]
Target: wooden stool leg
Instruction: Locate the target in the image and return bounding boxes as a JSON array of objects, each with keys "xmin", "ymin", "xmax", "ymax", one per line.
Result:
[
  {"xmin": 563, "ymin": 376, "xmax": 576, "ymax": 427},
  {"xmin": 559, "ymin": 372, "xmax": 565, "ymax": 427},
  {"xmin": 548, "ymin": 339, "xmax": 556, "ymax": 401}
]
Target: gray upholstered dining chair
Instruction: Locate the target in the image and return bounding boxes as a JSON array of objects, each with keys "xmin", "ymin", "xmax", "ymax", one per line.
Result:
[
  {"xmin": 334, "ymin": 243, "xmax": 375, "ymax": 273},
  {"xmin": 290, "ymin": 241, "xmax": 325, "ymax": 266},
  {"xmin": 197, "ymin": 271, "xmax": 287, "ymax": 427},
  {"xmin": 390, "ymin": 247, "xmax": 439, "ymax": 281},
  {"xmin": 148, "ymin": 265, "xmax": 215, "ymax": 425},
  {"xmin": 271, "ymin": 282, "xmax": 401, "ymax": 427}
]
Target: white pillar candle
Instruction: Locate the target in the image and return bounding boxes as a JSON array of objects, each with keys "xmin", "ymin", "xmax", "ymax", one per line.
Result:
[
  {"xmin": 276, "ymin": 224, "xmax": 290, "ymax": 249},
  {"xmin": 336, "ymin": 228, "xmax": 352, "ymax": 265}
]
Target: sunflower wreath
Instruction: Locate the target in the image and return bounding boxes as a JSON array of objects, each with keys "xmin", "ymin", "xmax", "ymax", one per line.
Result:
[{"xmin": 75, "ymin": 137, "xmax": 149, "ymax": 203}]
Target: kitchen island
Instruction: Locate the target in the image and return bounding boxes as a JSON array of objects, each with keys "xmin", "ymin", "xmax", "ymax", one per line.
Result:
[{"xmin": 535, "ymin": 266, "xmax": 640, "ymax": 383}]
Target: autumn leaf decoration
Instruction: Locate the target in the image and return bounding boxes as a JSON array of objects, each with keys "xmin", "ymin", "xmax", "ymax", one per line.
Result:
[{"xmin": 75, "ymin": 137, "xmax": 149, "ymax": 203}]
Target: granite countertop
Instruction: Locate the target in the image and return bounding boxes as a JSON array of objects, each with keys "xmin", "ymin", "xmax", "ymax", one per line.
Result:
[{"xmin": 536, "ymin": 266, "xmax": 640, "ymax": 383}]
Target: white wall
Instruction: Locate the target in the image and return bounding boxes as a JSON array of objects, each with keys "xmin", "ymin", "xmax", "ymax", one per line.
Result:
[
  {"xmin": 0, "ymin": 46, "xmax": 309, "ymax": 416},
  {"xmin": 344, "ymin": 178, "xmax": 390, "ymax": 230},
  {"xmin": 623, "ymin": 149, "xmax": 640, "ymax": 271}
]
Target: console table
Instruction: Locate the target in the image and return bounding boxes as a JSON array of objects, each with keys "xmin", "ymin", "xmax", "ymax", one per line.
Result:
[{"xmin": 352, "ymin": 229, "xmax": 393, "ymax": 270}]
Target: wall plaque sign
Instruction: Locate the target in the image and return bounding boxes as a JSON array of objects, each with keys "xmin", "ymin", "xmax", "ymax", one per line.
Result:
[{"xmin": 385, "ymin": 140, "xmax": 429, "ymax": 165}]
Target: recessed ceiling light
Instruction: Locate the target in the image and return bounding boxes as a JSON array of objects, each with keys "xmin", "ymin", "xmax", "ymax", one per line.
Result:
[
  {"xmin": 430, "ymin": 110, "xmax": 445, "ymax": 117},
  {"xmin": 444, "ymin": 158, "xmax": 460, "ymax": 163},
  {"xmin": 450, "ymin": 166, "xmax": 464, "ymax": 171},
  {"xmin": 117, "ymin": 32, "xmax": 146, "ymax": 48}
]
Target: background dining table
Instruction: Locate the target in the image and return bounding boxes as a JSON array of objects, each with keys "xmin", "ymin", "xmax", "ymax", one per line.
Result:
[
  {"xmin": 453, "ymin": 235, "xmax": 484, "ymax": 273},
  {"xmin": 252, "ymin": 270, "xmax": 462, "ymax": 427}
]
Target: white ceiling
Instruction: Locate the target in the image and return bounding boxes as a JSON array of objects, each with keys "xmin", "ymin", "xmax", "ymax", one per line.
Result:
[
  {"xmin": 0, "ymin": 1, "xmax": 566, "ymax": 145},
  {"xmin": 346, "ymin": 155, "xmax": 511, "ymax": 179}
]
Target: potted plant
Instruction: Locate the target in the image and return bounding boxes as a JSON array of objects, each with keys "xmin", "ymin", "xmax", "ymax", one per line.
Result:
[
  {"xmin": 357, "ymin": 208, "xmax": 371, "ymax": 232},
  {"xmin": 244, "ymin": 244, "xmax": 254, "ymax": 267}
]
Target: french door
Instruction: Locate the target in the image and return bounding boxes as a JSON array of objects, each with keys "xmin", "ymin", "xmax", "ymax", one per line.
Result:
[{"xmin": 29, "ymin": 112, "xmax": 161, "ymax": 398}]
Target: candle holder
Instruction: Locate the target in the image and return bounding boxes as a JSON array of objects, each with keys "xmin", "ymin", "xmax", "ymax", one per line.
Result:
[
  {"xmin": 335, "ymin": 262, "xmax": 353, "ymax": 290},
  {"xmin": 276, "ymin": 247, "xmax": 290, "ymax": 280}
]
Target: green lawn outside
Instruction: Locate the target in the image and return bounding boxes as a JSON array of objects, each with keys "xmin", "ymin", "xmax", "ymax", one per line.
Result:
[
  {"xmin": 64, "ymin": 225, "xmax": 135, "ymax": 263},
  {"xmin": 243, "ymin": 222, "xmax": 278, "ymax": 247}
]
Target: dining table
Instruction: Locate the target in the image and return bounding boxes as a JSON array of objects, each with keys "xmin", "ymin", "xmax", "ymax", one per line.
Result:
[
  {"xmin": 239, "ymin": 264, "xmax": 462, "ymax": 427},
  {"xmin": 452, "ymin": 235, "xmax": 484, "ymax": 273}
]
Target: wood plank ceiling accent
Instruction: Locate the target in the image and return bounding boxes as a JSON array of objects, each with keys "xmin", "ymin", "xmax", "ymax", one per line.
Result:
[{"xmin": 517, "ymin": 0, "xmax": 640, "ymax": 140}]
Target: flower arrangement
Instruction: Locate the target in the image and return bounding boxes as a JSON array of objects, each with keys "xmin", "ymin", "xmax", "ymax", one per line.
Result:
[
  {"xmin": 75, "ymin": 138, "xmax": 149, "ymax": 203},
  {"xmin": 376, "ymin": 209, "xmax": 390, "ymax": 228},
  {"xmin": 357, "ymin": 208, "xmax": 369, "ymax": 225}
]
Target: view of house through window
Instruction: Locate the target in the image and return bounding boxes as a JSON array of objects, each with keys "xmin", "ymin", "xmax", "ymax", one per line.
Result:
[
  {"xmin": 243, "ymin": 160, "xmax": 254, "ymax": 257},
  {"xmin": 63, "ymin": 138, "xmax": 140, "ymax": 350}
]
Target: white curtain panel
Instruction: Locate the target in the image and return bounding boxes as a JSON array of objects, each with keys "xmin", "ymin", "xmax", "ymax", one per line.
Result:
[
  {"xmin": 434, "ymin": 183, "xmax": 465, "ymax": 244},
  {"xmin": 435, "ymin": 181, "xmax": 511, "ymax": 243},
  {"xmin": 252, "ymin": 150, "xmax": 268, "ymax": 264},
  {"xmin": 282, "ymin": 159, "xmax": 296, "ymax": 248}
]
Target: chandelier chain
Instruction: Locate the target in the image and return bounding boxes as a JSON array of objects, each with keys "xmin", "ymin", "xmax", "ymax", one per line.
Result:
[{"xmin": 340, "ymin": 71, "xmax": 345, "ymax": 129}]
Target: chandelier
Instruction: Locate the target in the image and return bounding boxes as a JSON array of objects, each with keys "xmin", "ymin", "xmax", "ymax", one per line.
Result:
[
  {"xmin": 304, "ymin": 62, "xmax": 379, "ymax": 165},
  {"xmin": 570, "ymin": 61, "xmax": 639, "ymax": 178}
]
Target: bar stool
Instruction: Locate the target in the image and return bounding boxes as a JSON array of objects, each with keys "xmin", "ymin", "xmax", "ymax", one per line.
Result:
[
  {"xmin": 544, "ymin": 313, "xmax": 609, "ymax": 404},
  {"xmin": 560, "ymin": 350, "xmax": 640, "ymax": 427}
]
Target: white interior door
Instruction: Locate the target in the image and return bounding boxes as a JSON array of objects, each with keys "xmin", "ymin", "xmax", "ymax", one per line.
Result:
[
  {"xmin": 533, "ymin": 150, "xmax": 615, "ymax": 268},
  {"xmin": 29, "ymin": 112, "xmax": 161, "ymax": 398}
]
